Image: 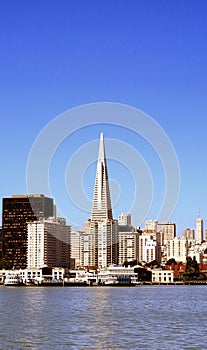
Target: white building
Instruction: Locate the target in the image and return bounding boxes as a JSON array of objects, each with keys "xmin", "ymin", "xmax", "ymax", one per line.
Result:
[
  {"xmin": 70, "ymin": 230, "xmax": 82, "ymax": 268},
  {"xmin": 188, "ymin": 240, "xmax": 207, "ymax": 263},
  {"xmin": 166, "ymin": 237, "xmax": 187, "ymax": 263},
  {"xmin": 97, "ymin": 265, "xmax": 138, "ymax": 285},
  {"xmin": 151, "ymin": 268, "xmax": 174, "ymax": 283},
  {"xmin": 81, "ymin": 226, "xmax": 96, "ymax": 267},
  {"xmin": 27, "ymin": 217, "xmax": 70, "ymax": 269},
  {"xmin": 1, "ymin": 267, "xmax": 65, "ymax": 284},
  {"xmin": 139, "ymin": 235, "xmax": 161, "ymax": 264},
  {"xmin": 118, "ymin": 231, "xmax": 139, "ymax": 265}
]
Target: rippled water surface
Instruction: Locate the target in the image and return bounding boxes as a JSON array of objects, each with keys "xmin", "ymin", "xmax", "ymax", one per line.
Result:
[{"xmin": 0, "ymin": 285, "xmax": 207, "ymax": 349}]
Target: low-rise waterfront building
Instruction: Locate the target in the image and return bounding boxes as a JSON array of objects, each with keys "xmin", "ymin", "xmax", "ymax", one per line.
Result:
[
  {"xmin": 151, "ymin": 268, "xmax": 174, "ymax": 283},
  {"xmin": 97, "ymin": 265, "xmax": 138, "ymax": 285},
  {"xmin": 0, "ymin": 267, "xmax": 65, "ymax": 284}
]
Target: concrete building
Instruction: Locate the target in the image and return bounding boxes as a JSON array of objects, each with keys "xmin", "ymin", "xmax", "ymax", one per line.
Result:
[
  {"xmin": 182, "ymin": 228, "xmax": 195, "ymax": 240},
  {"xmin": 118, "ymin": 213, "xmax": 131, "ymax": 226},
  {"xmin": 151, "ymin": 268, "xmax": 174, "ymax": 283},
  {"xmin": 70, "ymin": 230, "xmax": 82, "ymax": 268},
  {"xmin": 2, "ymin": 194, "xmax": 54, "ymax": 269},
  {"xmin": 27, "ymin": 217, "xmax": 70, "ymax": 269},
  {"xmin": 196, "ymin": 217, "xmax": 204, "ymax": 243},
  {"xmin": 166, "ymin": 237, "xmax": 187, "ymax": 263},
  {"xmin": 143, "ymin": 220, "xmax": 161, "ymax": 244},
  {"xmin": 187, "ymin": 240, "xmax": 207, "ymax": 263},
  {"xmin": 81, "ymin": 221, "xmax": 96, "ymax": 267},
  {"xmin": 157, "ymin": 222, "xmax": 176, "ymax": 245},
  {"xmin": 144, "ymin": 220, "xmax": 158, "ymax": 233},
  {"xmin": 139, "ymin": 235, "xmax": 161, "ymax": 264},
  {"xmin": 118, "ymin": 230, "xmax": 139, "ymax": 265}
]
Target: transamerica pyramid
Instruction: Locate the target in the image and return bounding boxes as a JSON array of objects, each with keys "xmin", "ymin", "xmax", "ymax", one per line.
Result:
[
  {"xmin": 91, "ymin": 132, "xmax": 113, "ymax": 221},
  {"xmin": 88, "ymin": 132, "xmax": 118, "ymax": 268}
]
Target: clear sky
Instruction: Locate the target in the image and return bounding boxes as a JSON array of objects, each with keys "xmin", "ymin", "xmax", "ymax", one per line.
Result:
[{"xmin": 1, "ymin": 0, "xmax": 207, "ymax": 234}]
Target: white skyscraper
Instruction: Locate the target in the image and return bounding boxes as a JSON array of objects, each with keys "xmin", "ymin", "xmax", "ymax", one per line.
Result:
[
  {"xmin": 139, "ymin": 234, "xmax": 161, "ymax": 264},
  {"xmin": 27, "ymin": 217, "xmax": 70, "ymax": 269},
  {"xmin": 89, "ymin": 133, "xmax": 118, "ymax": 267}
]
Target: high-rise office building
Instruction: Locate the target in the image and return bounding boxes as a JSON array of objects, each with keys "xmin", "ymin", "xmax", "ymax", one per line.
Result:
[
  {"xmin": 166, "ymin": 237, "xmax": 187, "ymax": 263},
  {"xmin": 27, "ymin": 217, "xmax": 70, "ymax": 269},
  {"xmin": 143, "ymin": 220, "xmax": 161, "ymax": 245},
  {"xmin": 88, "ymin": 133, "xmax": 118, "ymax": 267},
  {"xmin": 118, "ymin": 214, "xmax": 139, "ymax": 265},
  {"xmin": 118, "ymin": 230, "xmax": 139, "ymax": 265},
  {"xmin": 196, "ymin": 217, "xmax": 204, "ymax": 243},
  {"xmin": 2, "ymin": 194, "xmax": 54, "ymax": 269},
  {"xmin": 70, "ymin": 230, "xmax": 82, "ymax": 269},
  {"xmin": 157, "ymin": 222, "xmax": 176, "ymax": 245},
  {"xmin": 182, "ymin": 228, "xmax": 195, "ymax": 240},
  {"xmin": 139, "ymin": 234, "xmax": 161, "ymax": 264}
]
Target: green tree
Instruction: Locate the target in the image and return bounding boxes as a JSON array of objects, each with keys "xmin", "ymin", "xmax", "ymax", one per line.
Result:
[{"xmin": 185, "ymin": 256, "xmax": 199, "ymax": 280}]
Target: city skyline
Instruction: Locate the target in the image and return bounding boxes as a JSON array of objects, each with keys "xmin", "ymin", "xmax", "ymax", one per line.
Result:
[{"xmin": 1, "ymin": 2, "xmax": 207, "ymax": 234}]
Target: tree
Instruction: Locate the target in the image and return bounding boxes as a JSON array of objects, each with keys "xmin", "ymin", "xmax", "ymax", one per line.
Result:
[
  {"xmin": 185, "ymin": 256, "xmax": 199, "ymax": 280},
  {"xmin": 166, "ymin": 258, "xmax": 177, "ymax": 265}
]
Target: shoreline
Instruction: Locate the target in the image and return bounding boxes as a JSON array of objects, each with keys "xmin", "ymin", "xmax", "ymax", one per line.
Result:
[{"xmin": 2, "ymin": 280, "xmax": 207, "ymax": 287}]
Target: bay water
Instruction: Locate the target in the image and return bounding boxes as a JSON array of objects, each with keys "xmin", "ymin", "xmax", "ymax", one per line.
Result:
[{"xmin": 0, "ymin": 285, "xmax": 207, "ymax": 349}]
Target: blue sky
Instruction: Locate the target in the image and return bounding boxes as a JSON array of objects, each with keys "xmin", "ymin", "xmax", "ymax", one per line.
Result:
[{"xmin": 1, "ymin": 1, "xmax": 207, "ymax": 234}]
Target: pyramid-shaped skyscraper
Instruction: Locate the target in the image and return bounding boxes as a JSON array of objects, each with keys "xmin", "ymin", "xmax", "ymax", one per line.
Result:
[
  {"xmin": 91, "ymin": 132, "xmax": 113, "ymax": 221},
  {"xmin": 89, "ymin": 133, "xmax": 118, "ymax": 267}
]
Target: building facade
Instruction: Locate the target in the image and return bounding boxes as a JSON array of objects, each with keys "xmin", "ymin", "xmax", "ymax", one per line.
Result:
[
  {"xmin": 143, "ymin": 220, "xmax": 161, "ymax": 244},
  {"xmin": 151, "ymin": 268, "xmax": 174, "ymax": 283},
  {"xmin": 118, "ymin": 213, "xmax": 131, "ymax": 226},
  {"xmin": 157, "ymin": 222, "xmax": 176, "ymax": 245},
  {"xmin": 27, "ymin": 217, "xmax": 70, "ymax": 269},
  {"xmin": 2, "ymin": 194, "xmax": 54, "ymax": 269},
  {"xmin": 118, "ymin": 229, "xmax": 139, "ymax": 265},
  {"xmin": 166, "ymin": 237, "xmax": 187, "ymax": 263},
  {"xmin": 182, "ymin": 228, "xmax": 195, "ymax": 240},
  {"xmin": 70, "ymin": 230, "xmax": 82, "ymax": 268},
  {"xmin": 196, "ymin": 217, "xmax": 204, "ymax": 243},
  {"xmin": 139, "ymin": 234, "xmax": 161, "ymax": 264}
]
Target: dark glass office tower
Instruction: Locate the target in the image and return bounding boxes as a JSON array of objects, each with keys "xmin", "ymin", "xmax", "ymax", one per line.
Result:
[{"xmin": 2, "ymin": 194, "xmax": 54, "ymax": 269}]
